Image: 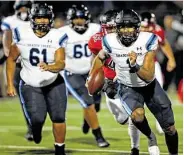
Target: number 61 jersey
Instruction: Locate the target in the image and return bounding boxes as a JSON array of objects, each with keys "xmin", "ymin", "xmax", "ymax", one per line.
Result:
[
  {"xmin": 13, "ymin": 24, "xmax": 68, "ymax": 87},
  {"xmin": 59, "ymin": 23, "xmax": 100, "ymax": 74}
]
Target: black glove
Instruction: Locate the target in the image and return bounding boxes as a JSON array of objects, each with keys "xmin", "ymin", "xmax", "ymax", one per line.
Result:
[
  {"xmin": 103, "ymin": 79, "xmax": 119, "ymax": 99},
  {"xmin": 0, "ymin": 55, "xmax": 7, "ymax": 65}
]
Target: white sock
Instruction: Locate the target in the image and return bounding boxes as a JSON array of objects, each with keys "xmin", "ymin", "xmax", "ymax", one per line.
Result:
[
  {"xmin": 55, "ymin": 143, "xmax": 65, "ymax": 147},
  {"xmin": 128, "ymin": 118, "xmax": 140, "ymax": 149}
]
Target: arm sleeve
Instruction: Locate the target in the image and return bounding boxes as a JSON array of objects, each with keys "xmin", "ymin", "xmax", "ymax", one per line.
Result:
[
  {"xmin": 12, "ymin": 27, "xmax": 21, "ymax": 43},
  {"xmin": 146, "ymin": 34, "xmax": 158, "ymax": 51},
  {"xmin": 102, "ymin": 35, "xmax": 112, "ymax": 53},
  {"xmin": 57, "ymin": 33, "xmax": 68, "ymax": 49},
  {"xmin": 1, "ymin": 17, "xmax": 11, "ymax": 31}
]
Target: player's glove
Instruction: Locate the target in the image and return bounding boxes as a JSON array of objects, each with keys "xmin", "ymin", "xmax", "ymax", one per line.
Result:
[
  {"xmin": 0, "ymin": 55, "xmax": 7, "ymax": 65},
  {"xmin": 102, "ymin": 79, "xmax": 119, "ymax": 99}
]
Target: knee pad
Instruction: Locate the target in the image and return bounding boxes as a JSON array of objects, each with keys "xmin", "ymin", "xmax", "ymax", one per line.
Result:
[
  {"xmin": 51, "ymin": 114, "xmax": 66, "ymax": 123},
  {"xmin": 78, "ymin": 87, "xmax": 94, "ymax": 107},
  {"xmin": 163, "ymin": 125, "xmax": 176, "ymax": 136},
  {"xmin": 115, "ymin": 112, "xmax": 129, "ymax": 125},
  {"xmin": 131, "ymin": 108, "xmax": 145, "ymax": 123},
  {"xmin": 116, "ymin": 115, "xmax": 129, "ymax": 125},
  {"xmin": 31, "ymin": 115, "xmax": 45, "ymax": 126}
]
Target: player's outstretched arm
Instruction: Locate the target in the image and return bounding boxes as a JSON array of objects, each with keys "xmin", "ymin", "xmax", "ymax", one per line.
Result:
[
  {"xmin": 160, "ymin": 39, "xmax": 176, "ymax": 72},
  {"xmin": 39, "ymin": 47, "xmax": 65, "ymax": 73},
  {"xmin": 2, "ymin": 30, "xmax": 12, "ymax": 57},
  {"xmin": 6, "ymin": 43, "xmax": 20, "ymax": 96}
]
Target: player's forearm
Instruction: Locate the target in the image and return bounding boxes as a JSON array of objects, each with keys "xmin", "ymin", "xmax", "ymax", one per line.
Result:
[
  {"xmin": 6, "ymin": 57, "xmax": 16, "ymax": 87},
  {"xmin": 47, "ymin": 61, "xmax": 65, "ymax": 73},
  {"xmin": 137, "ymin": 66, "xmax": 154, "ymax": 82},
  {"xmin": 2, "ymin": 32, "xmax": 12, "ymax": 57},
  {"xmin": 161, "ymin": 39, "xmax": 175, "ymax": 61},
  {"xmin": 89, "ymin": 56, "xmax": 103, "ymax": 75}
]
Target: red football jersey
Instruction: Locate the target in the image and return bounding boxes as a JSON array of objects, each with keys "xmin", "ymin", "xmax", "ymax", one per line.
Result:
[
  {"xmin": 152, "ymin": 24, "xmax": 165, "ymax": 45},
  {"xmin": 88, "ymin": 32, "xmax": 116, "ymax": 80}
]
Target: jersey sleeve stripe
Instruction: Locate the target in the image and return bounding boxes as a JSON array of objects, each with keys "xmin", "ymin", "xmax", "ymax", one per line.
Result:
[
  {"xmin": 146, "ymin": 34, "xmax": 157, "ymax": 51},
  {"xmin": 59, "ymin": 34, "xmax": 68, "ymax": 46},
  {"xmin": 102, "ymin": 36, "xmax": 112, "ymax": 53},
  {"xmin": 14, "ymin": 28, "xmax": 21, "ymax": 42},
  {"xmin": 1, "ymin": 22, "xmax": 11, "ymax": 30}
]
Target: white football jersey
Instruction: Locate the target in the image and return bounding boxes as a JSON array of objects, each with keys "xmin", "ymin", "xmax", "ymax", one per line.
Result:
[
  {"xmin": 59, "ymin": 23, "xmax": 101, "ymax": 74},
  {"xmin": 13, "ymin": 24, "xmax": 68, "ymax": 87},
  {"xmin": 1, "ymin": 15, "xmax": 29, "ymax": 64},
  {"xmin": 1, "ymin": 14, "xmax": 29, "ymax": 31},
  {"xmin": 102, "ymin": 32, "xmax": 158, "ymax": 87}
]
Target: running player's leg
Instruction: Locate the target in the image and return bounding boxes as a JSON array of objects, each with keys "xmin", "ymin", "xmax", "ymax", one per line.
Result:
[
  {"xmin": 44, "ymin": 75, "xmax": 67, "ymax": 155},
  {"xmin": 105, "ymin": 94, "xmax": 140, "ymax": 154},
  {"xmin": 155, "ymin": 61, "xmax": 164, "ymax": 134},
  {"xmin": 63, "ymin": 71, "xmax": 109, "ymax": 147},
  {"xmin": 118, "ymin": 84, "xmax": 160, "ymax": 154},
  {"xmin": 128, "ymin": 118, "xmax": 140, "ymax": 155},
  {"xmin": 15, "ymin": 64, "xmax": 33, "ymax": 141},
  {"xmin": 105, "ymin": 94, "xmax": 129, "ymax": 124},
  {"xmin": 145, "ymin": 79, "xmax": 178, "ymax": 154},
  {"xmin": 82, "ymin": 93, "xmax": 102, "ymax": 134},
  {"xmin": 19, "ymin": 80, "xmax": 47, "ymax": 144}
]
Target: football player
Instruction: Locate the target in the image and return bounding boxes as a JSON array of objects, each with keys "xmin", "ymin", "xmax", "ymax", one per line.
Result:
[
  {"xmin": 90, "ymin": 9, "xmax": 179, "ymax": 155},
  {"xmin": 88, "ymin": 10, "xmax": 140, "ymax": 155},
  {"xmin": 1, "ymin": 0, "xmax": 33, "ymax": 140},
  {"xmin": 140, "ymin": 12, "xmax": 176, "ymax": 134},
  {"xmin": 59, "ymin": 4, "xmax": 109, "ymax": 148},
  {"xmin": 6, "ymin": 3, "xmax": 68, "ymax": 155}
]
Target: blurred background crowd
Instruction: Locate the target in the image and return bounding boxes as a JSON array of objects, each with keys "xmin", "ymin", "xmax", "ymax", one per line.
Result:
[{"xmin": 0, "ymin": 1, "xmax": 183, "ymax": 103}]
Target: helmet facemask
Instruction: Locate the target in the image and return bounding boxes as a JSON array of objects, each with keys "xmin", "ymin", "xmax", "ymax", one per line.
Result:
[
  {"xmin": 29, "ymin": 4, "xmax": 54, "ymax": 37},
  {"xmin": 100, "ymin": 10, "xmax": 118, "ymax": 35},
  {"xmin": 117, "ymin": 24, "xmax": 140, "ymax": 47},
  {"xmin": 115, "ymin": 9, "xmax": 141, "ymax": 47},
  {"xmin": 67, "ymin": 5, "xmax": 91, "ymax": 34},
  {"xmin": 72, "ymin": 17, "xmax": 89, "ymax": 34},
  {"xmin": 32, "ymin": 17, "xmax": 51, "ymax": 33}
]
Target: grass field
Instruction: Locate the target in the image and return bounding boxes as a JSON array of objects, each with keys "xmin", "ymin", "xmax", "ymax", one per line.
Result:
[{"xmin": 0, "ymin": 92, "xmax": 183, "ymax": 155}]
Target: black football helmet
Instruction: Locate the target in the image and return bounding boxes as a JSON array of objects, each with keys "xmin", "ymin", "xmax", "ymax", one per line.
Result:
[
  {"xmin": 29, "ymin": 3, "xmax": 54, "ymax": 34},
  {"xmin": 100, "ymin": 10, "xmax": 118, "ymax": 34},
  {"xmin": 67, "ymin": 4, "xmax": 91, "ymax": 34},
  {"xmin": 140, "ymin": 12, "xmax": 156, "ymax": 27},
  {"xmin": 14, "ymin": 0, "xmax": 33, "ymax": 21},
  {"xmin": 115, "ymin": 9, "xmax": 141, "ymax": 47}
]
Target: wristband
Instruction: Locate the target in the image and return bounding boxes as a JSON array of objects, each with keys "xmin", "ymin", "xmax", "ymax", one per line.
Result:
[{"xmin": 130, "ymin": 63, "xmax": 140, "ymax": 72}]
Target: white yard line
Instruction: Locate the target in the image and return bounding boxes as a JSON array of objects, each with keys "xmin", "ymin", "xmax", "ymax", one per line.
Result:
[
  {"xmin": 0, "ymin": 125, "xmax": 182, "ymax": 132},
  {"xmin": 0, "ymin": 145, "xmax": 180, "ymax": 155}
]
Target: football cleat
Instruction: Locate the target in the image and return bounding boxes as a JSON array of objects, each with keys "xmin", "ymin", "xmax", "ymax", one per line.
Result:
[
  {"xmin": 25, "ymin": 129, "xmax": 33, "ymax": 141},
  {"xmin": 130, "ymin": 148, "xmax": 139, "ymax": 155},
  {"xmin": 148, "ymin": 146, "xmax": 160, "ymax": 155},
  {"xmin": 96, "ymin": 137, "xmax": 110, "ymax": 148}
]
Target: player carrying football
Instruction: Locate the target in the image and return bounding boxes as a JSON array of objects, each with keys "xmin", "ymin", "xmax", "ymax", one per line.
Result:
[
  {"xmin": 90, "ymin": 9, "xmax": 178, "ymax": 155},
  {"xmin": 88, "ymin": 10, "xmax": 141, "ymax": 155}
]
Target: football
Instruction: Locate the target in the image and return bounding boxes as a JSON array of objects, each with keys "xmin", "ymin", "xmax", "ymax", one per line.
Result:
[{"xmin": 87, "ymin": 68, "xmax": 105, "ymax": 95}]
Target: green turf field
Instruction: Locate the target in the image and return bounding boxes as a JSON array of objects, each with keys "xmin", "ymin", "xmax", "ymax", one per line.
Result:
[{"xmin": 0, "ymin": 93, "xmax": 183, "ymax": 155}]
